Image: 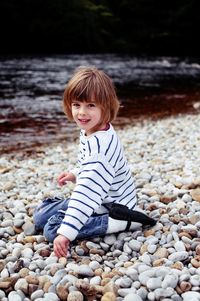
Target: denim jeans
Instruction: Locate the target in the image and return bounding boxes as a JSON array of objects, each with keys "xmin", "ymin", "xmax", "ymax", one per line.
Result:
[{"xmin": 33, "ymin": 197, "xmax": 108, "ymax": 242}]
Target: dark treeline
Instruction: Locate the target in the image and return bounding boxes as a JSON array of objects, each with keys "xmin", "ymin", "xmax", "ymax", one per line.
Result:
[{"xmin": 0, "ymin": 0, "xmax": 199, "ymax": 56}]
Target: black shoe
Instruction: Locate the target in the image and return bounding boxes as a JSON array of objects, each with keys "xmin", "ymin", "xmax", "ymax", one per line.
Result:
[{"xmin": 105, "ymin": 202, "xmax": 157, "ymax": 226}]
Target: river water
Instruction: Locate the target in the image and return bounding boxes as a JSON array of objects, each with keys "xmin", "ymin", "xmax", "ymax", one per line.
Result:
[{"xmin": 1, "ymin": 54, "xmax": 200, "ymax": 154}]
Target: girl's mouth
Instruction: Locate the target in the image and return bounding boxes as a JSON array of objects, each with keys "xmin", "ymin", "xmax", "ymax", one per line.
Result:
[{"xmin": 78, "ymin": 119, "xmax": 90, "ymax": 124}]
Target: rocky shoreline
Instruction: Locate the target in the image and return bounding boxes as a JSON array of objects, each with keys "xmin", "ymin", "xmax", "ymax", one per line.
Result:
[{"xmin": 1, "ymin": 113, "xmax": 200, "ymax": 301}]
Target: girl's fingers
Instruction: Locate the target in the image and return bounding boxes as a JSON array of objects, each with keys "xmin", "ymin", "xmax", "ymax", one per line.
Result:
[
  {"xmin": 57, "ymin": 172, "xmax": 68, "ymax": 182},
  {"xmin": 57, "ymin": 173, "xmax": 65, "ymax": 180},
  {"xmin": 54, "ymin": 235, "xmax": 70, "ymax": 258},
  {"xmin": 54, "ymin": 242, "xmax": 67, "ymax": 257},
  {"xmin": 57, "ymin": 174, "xmax": 71, "ymax": 186},
  {"xmin": 58, "ymin": 178, "xmax": 64, "ymax": 185},
  {"xmin": 58, "ymin": 178, "xmax": 67, "ymax": 186},
  {"xmin": 58, "ymin": 175, "xmax": 68, "ymax": 185}
]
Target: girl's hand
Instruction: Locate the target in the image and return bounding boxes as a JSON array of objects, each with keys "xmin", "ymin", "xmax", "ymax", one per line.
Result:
[
  {"xmin": 57, "ymin": 172, "xmax": 76, "ymax": 186},
  {"xmin": 54, "ymin": 234, "xmax": 70, "ymax": 258}
]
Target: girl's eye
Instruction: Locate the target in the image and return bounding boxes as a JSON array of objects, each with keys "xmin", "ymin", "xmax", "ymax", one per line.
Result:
[
  {"xmin": 72, "ymin": 103, "xmax": 80, "ymax": 107},
  {"xmin": 88, "ymin": 103, "xmax": 96, "ymax": 108}
]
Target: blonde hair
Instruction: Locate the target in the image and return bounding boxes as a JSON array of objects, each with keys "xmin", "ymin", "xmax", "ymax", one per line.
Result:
[{"xmin": 63, "ymin": 66, "xmax": 120, "ymax": 131}]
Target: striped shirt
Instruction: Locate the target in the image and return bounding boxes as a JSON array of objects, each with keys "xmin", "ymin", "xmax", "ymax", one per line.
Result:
[{"xmin": 57, "ymin": 123, "xmax": 137, "ymax": 241}]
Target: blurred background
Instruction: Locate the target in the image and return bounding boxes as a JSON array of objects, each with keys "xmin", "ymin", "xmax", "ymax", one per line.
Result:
[{"xmin": 0, "ymin": 0, "xmax": 200, "ymax": 154}]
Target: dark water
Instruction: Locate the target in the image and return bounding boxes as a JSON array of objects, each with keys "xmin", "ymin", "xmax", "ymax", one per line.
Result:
[{"xmin": 1, "ymin": 54, "xmax": 200, "ymax": 154}]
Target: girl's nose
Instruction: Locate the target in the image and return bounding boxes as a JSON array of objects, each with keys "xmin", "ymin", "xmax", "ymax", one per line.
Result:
[{"xmin": 79, "ymin": 105, "xmax": 86, "ymax": 115}]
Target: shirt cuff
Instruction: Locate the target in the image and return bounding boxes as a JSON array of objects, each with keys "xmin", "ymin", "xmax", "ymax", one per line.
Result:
[
  {"xmin": 70, "ymin": 168, "xmax": 79, "ymax": 179},
  {"xmin": 57, "ymin": 224, "xmax": 78, "ymax": 241}
]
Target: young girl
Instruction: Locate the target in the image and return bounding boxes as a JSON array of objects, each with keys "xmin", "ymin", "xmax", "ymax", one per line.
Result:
[{"xmin": 34, "ymin": 66, "xmax": 155, "ymax": 258}]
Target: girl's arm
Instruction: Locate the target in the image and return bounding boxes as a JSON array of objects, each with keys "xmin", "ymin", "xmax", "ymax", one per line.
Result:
[{"xmin": 56, "ymin": 154, "xmax": 115, "ymax": 242}]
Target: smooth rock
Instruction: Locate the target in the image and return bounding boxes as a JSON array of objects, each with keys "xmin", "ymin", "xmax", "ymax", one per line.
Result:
[
  {"xmin": 43, "ymin": 292, "xmax": 59, "ymax": 301},
  {"xmin": 124, "ymin": 294, "xmax": 143, "ymax": 301},
  {"xmin": 104, "ymin": 234, "xmax": 116, "ymax": 245},
  {"xmin": 146, "ymin": 277, "xmax": 162, "ymax": 290},
  {"xmin": 174, "ymin": 241, "xmax": 186, "ymax": 252},
  {"xmin": 128, "ymin": 239, "xmax": 142, "ymax": 252},
  {"xmin": 168, "ymin": 251, "xmax": 189, "ymax": 262},
  {"xmin": 8, "ymin": 291, "xmax": 22, "ymax": 301},
  {"xmin": 101, "ymin": 292, "xmax": 116, "ymax": 301},
  {"xmin": 31, "ymin": 289, "xmax": 44, "ymax": 300},
  {"xmin": 182, "ymin": 291, "xmax": 200, "ymax": 301},
  {"xmin": 162, "ymin": 274, "xmax": 179, "ymax": 289},
  {"xmin": 67, "ymin": 291, "xmax": 84, "ymax": 301},
  {"xmin": 118, "ymin": 288, "xmax": 136, "ymax": 297}
]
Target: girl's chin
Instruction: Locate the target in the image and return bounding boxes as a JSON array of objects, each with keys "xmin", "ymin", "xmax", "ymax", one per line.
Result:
[{"xmin": 78, "ymin": 124, "xmax": 92, "ymax": 132}]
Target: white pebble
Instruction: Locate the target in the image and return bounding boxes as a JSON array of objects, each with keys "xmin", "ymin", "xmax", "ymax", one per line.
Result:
[
  {"xmin": 90, "ymin": 276, "xmax": 101, "ymax": 285},
  {"xmin": 8, "ymin": 291, "xmax": 22, "ymax": 301},
  {"xmin": 124, "ymin": 293, "xmax": 143, "ymax": 301},
  {"xmin": 182, "ymin": 292, "xmax": 200, "ymax": 301},
  {"xmin": 168, "ymin": 251, "xmax": 188, "ymax": 262},
  {"xmin": 146, "ymin": 277, "xmax": 162, "ymax": 290}
]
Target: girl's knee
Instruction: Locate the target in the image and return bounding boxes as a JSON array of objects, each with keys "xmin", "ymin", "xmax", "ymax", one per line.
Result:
[
  {"xmin": 43, "ymin": 223, "xmax": 57, "ymax": 242},
  {"xmin": 43, "ymin": 211, "xmax": 64, "ymax": 242},
  {"xmin": 33, "ymin": 206, "xmax": 46, "ymax": 230}
]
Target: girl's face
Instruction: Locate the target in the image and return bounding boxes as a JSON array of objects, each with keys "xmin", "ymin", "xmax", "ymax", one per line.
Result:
[{"xmin": 71, "ymin": 100, "xmax": 105, "ymax": 135}]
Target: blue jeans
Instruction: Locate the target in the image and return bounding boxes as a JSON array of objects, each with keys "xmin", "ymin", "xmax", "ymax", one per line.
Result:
[{"xmin": 33, "ymin": 197, "xmax": 108, "ymax": 242}]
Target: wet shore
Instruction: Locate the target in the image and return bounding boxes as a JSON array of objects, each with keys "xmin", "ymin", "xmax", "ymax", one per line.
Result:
[
  {"xmin": 1, "ymin": 88, "xmax": 200, "ymax": 156},
  {"xmin": 1, "ymin": 55, "xmax": 200, "ymax": 155}
]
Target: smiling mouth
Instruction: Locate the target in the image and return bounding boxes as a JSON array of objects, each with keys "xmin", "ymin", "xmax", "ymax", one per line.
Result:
[{"xmin": 78, "ymin": 119, "xmax": 90, "ymax": 124}]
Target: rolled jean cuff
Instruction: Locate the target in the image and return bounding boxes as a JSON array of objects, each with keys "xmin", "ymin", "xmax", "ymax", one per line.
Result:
[{"xmin": 76, "ymin": 213, "xmax": 108, "ymax": 241}]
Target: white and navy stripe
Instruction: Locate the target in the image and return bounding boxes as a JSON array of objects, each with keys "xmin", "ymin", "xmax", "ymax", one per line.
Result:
[{"xmin": 57, "ymin": 124, "xmax": 137, "ymax": 241}]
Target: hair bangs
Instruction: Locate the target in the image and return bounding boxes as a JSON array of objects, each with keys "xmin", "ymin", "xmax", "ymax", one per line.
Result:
[{"xmin": 71, "ymin": 75, "xmax": 104, "ymax": 105}]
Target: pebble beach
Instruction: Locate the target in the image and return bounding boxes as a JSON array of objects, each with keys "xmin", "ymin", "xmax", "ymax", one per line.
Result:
[{"xmin": 1, "ymin": 112, "xmax": 200, "ymax": 301}]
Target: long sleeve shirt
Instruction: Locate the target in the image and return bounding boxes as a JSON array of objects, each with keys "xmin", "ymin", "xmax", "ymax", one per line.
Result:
[{"xmin": 57, "ymin": 123, "xmax": 137, "ymax": 241}]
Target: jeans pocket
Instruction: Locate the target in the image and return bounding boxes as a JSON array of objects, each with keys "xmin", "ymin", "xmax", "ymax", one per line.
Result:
[
  {"xmin": 47, "ymin": 211, "xmax": 65, "ymax": 226},
  {"xmin": 42, "ymin": 197, "xmax": 64, "ymax": 206}
]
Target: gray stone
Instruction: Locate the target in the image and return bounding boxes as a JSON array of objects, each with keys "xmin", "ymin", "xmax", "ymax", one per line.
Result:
[
  {"xmin": 21, "ymin": 247, "xmax": 34, "ymax": 259},
  {"xmin": 14, "ymin": 219, "xmax": 24, "ymax": 227},
  {"xmin": 30, "ymin": 289, "xmax": 44, "ymax": 300},
  {"xmin": 174, "ymin": 241, "xmax": 186, "ymax": 252},
  {"xmin": 115, "ymin": 276, "xmax": 132, "ymax": 288},
  {"xmin": 8, "ymin": 291, "xmax": 22, "ymax": 301},
  {"xmin": 22, "ymin": 220, "xmax": 36, "ymax": 235},
  {"xmin": 76, "ymin": 264, "xmax": 94, "ymax": 277},
  {"xmin": 147, "ymin": 244, "xmax": 157, "ymax": 254},
  {"xmin": 43, "ymin": 292, "xmax": 59, "ymax": 301},
  {"xmin": 124, "ymin": 294, "xmax": 143, "ymax": 301},
  {"xmin": 138, "ymin": 269, "xmax": 156, "ymax": 286},
  {"xmin": 146, "ymin": 277, "xmax": 162, "ymax": 290},
  {"xmin": 118, "ymin": 288, "xmax": 137, "ymax": 297},
  {"xmin": 104, "ymin": 234, "xmax": 116, "ymax": 245},
  {"xmin": 0, "ymin": 290, "xmax": 5, "ymax": 299},
  {"xmin": 137, "ymin": 287, "xmax": 148, "ymax": 300},
  {"xmin": 52, "ymin": 269, "xmax": 67, "ymax": 285},
  {"xmin": 162, "ymin": 274, "xmax": 179, "ymax": 289},
  {"xmin": 90, "ymin": 275, "xmax": 101, "ymax": 285},
  {"xmin": 89, "ymin": 260, "xmax": 100, "ymax": 270},
  {"xmin": 126, "ymin": 267, "xmax": 138, "ymax": 281},
  {"xmin": 128, "ymin": 239, "xmax": 142, "ymax": 252},
  {"xmin": 168, "ymin": 251, "xmax": 189, "ymax": 262},
  {"xmin": 154, "ymin": 287, "xmax": 175, "ymax": 299},
  {"xmin": 182, "ymin": 292, "xmax": 200, "ymax": 301}
]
